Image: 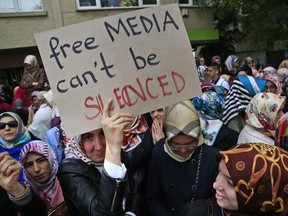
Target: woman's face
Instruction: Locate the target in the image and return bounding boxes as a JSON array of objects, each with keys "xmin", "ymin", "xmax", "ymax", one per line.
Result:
[
  {"xmin": 168, "ymin": 135, "xmax": 198, "ymax": 158},
  {"xmin": 264, "ymin": 80, "xmax": 277, "ymax": 94},
  {"xmin": 151, "ymin": 108, "xmax": 166, "ymax": 122},
  {"xmin": 24, "ymin": 152, "xmax": 51, "ymax": 183},
  {"xmin": 81, "ymin": 129, "xmax": 106, "ymax": 163},
  {"xmin": 213, "ymin": 160, "xmax": 239, "ymax": 211},
  {"xmin": 0, "ymin": 116, "xmax": 18, "ymax": 142}
]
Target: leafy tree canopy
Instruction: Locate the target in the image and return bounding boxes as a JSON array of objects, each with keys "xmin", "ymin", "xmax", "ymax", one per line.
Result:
[{"xmin": 200, "ymin": 0, "xmax": 288, "ymax": 50}]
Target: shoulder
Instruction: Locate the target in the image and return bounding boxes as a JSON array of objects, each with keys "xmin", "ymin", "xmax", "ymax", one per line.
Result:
[{"xmin": 58, "ymin": 158, "xmax": 93, "ymax": 173}]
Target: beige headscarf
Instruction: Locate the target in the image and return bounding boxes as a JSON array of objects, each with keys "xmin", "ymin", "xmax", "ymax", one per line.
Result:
[{"xmin": 164, "ymin": 100, "xmax": 204, "ymax": 162}]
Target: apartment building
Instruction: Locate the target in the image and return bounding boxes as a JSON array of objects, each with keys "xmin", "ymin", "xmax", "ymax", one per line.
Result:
[{"xmin": 0, "ymin": 0, "xmax": 217, "ymax": 87}]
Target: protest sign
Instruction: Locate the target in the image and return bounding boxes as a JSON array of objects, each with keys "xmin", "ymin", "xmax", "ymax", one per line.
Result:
[{"xmin": 35, "ymin": 3, "xmax": 201, "ymax": 137}]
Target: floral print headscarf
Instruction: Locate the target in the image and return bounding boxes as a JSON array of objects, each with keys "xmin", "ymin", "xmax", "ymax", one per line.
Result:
[
  {"xmin": 245, "ymin": 93, "xmax": 285, "ymax": 137},
  {"xmin": 192, "ymin": 92, "xmax": 224, "ymax": 146},
  {"xmin": 262, "ymin": 72, "xmax": 282, "ymax": 95},
  {"xmin": 218, "ymin": 143, "xmax": 288, "ymax": 215}
]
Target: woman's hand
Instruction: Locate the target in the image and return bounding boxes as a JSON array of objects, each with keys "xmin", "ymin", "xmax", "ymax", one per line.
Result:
[
  {"xmin": 0, "ymin": 152, "xmax": 25, "ymax": 197},
  {"xmin": 151, "ymin": 118, "xmax": 165, "ymax": 144},
  {"xmin": 101, "ymin": 99, "xmax": 133, "ymax": 165}
]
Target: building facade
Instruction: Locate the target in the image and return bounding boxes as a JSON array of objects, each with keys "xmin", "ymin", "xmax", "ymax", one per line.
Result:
[{"xmin": 0, "ymin": 0, "xmax": 217, "ymax": 87}]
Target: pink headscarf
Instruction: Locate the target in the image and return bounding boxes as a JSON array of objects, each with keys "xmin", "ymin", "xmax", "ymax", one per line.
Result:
[
  {"xmin": 262, "ymin": 72, "xmax": 282, "ymax": 95},
  {"xmin": 20, "ymin": 140, "xmax": 64, "ymax": 207}
]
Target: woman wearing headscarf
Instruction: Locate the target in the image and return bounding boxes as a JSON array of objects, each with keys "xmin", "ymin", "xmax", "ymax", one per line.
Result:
[
  {"xmin": 222, "ymin": 75, "xmax": 267, "ymax": 133},
  {"xmin": 237, "ymin": 92, "xmax": 285, "ymax": 145},
  {"xmin": 214, "ymin": 143, "xmax": 288, "ymax": 216},
  {"xmin": 19, "ymin": 140, "xmax": 67, "ymax": 215},
  {"xmin": 121, "ymin": 114, "xmax": 154, "ymax": 216},
  {"xmin": 0, "ymin": 152, "xmax": 47, "ymax": 216},
  {"xmin": 0, "ymin": 112, "xmax": 31, "ymax": 182},
  {"xmin": 192, "ymin": 92, "xmax": 239, "ymax": 150},
  {"xmin": 20, "ymin": 55, "xmax": 50, "ymax": 93},
  {"xmin": 262, "ymin": 72, "xmax": 282, "ymax": 96},
  {"xmin": 146, "ymin": 100, "xmax": 219, "ymax": 216},
  {"xmin": 224, "ymin": 55, "xmax": 239, "ymax": 76},
  {"xmin": 274, "ymin": 112, "xmax": 288, "ymax": 150},
  {"xmin": 57, "ymin": 99, "xmax": 145, "ymax": 216}
]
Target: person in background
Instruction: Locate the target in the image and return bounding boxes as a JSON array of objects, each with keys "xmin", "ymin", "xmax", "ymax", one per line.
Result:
[
  {"xmin": 274, "ymin": 112, "xmax": 288, "ymax": 151},
  {"xmin": 192, "ymin": 92, "xmax": 239, "ymax": 150},
  {"xmin": 146, "ymin": 100, "xmax": 218, "ymax": 216},
  {"xmin": 207, "ymin": 62, "xmax": 230, "ymax": 95},
  {"xmin": 211, "ymin": 55, "xmax": 222, "ymax": 73},
  {"xmin": 9, "ymin": 99, "xmax": 29, "ymax": 126},
  {"xmin": 20, "ymin": 55, "xmax": 50, "ymax": 93},
  {"xmin": 0, "ymin": 152, "xmax": 47, "ymax": 216},
  {"xmin": 150, "ymin": 108, "xmax": 166, "ymax": 144},
  {"xmin": 28, "ymin": 91, "xmax": 52, "ymax": 141},
  {"xmin": 214, "ymin": 143, "xmax": 288, "ymax": 216},
  {"xmin": 57, "ymin": 99, "xmax": 136, "ymax": 216},
  {"xmin": 27, "ymin": 91, "xmax": 40, "ymax": 127},
  {"xmin": 20, "ymin": 140, "xmax": 68, "ymax": 215},
  {"xmin": 197, "ymin": 56, "xmax": 209, "ymax": 83},
  {"xmin": 12, "ymin": 86, "xmax": 31, "ymax": 108},
  {"xmin": 236, "ymin": 65, "xmax": 253, "ymax": 76},
  {"xmin": 224, "ymin": 55, "xmax": 239, "ymax": 76},
  {"xmin": 0, "ymin": 112, "xmax": 32, "ymax": 182},
  {"xmin": 237, "ymin": 92, "xmax": 285, "ymax": 145},
  {"xmin": 222, "ymin": 75, "xmax": 267, "ymax": 133}
]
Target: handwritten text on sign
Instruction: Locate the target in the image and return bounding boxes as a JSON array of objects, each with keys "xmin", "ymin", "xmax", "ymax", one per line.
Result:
[{"xmin": 35, "ymin": 4, "xmax": 201, "ymax": 137}]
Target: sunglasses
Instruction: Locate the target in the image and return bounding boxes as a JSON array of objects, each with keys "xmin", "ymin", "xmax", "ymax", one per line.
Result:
[{"xmin": 0, "ymin": 121, "xmax": 18, "ymax": 130}]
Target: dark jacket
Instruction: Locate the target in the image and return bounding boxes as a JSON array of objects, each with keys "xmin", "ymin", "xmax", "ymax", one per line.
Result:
[
  {"xmin": 146, "ymin": 140, "xmax": 219, "ymax": 216},
  {"xmin": 57, "ymin": 158, "xmax": 126, "ymax": 216},
  {"xmin": 213, "ymin": 124, "xmax": 239, "ymax": 150},
  {"xmin": 58, "ymin": 130, "xmax": 154, "ymax": 216},
  {"xmin": 0, "ymin": 186, "xmax": 47, "ymax": 216}
]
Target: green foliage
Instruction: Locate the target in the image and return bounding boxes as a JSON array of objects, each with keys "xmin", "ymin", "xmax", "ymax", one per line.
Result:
[{"xmin": 200, "ymin": 0, "xmax": 288, "ymax": 51}]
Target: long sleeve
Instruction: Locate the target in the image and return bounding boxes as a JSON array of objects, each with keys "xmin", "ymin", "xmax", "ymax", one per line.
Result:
[{"xmin": 57, "ymin": 158, "xmax": 126, "ymax": 216}]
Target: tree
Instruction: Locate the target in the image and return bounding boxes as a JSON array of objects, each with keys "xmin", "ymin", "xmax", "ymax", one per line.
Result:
[{"xmin": 200, "ymin": 0, "xmax": 288, "ymax": 51}]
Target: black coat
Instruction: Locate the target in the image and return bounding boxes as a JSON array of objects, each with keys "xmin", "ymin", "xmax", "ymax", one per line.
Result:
[
  {"xmin": 0, "ymin": 186, "xmax": 47, "ymax": 216},
  {"xmin": 213, "ymin": 124, "xmax": 239, "ymax": 150},
  {"xmin": 146, "ymin": 140, "xmax": 219, "ymax": 216}
]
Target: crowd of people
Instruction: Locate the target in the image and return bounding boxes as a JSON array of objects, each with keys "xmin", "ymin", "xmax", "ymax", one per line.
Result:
[{"xmin": 1, "ymin": 54, "xmax": 288, "ymax": 216}]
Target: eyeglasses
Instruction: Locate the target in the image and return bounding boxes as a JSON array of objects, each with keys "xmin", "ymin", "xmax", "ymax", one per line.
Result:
[
  {"xmin": 0, "ymin": 121, "xmax": 18, "ymax": 130},
  {"xmin": 168, "ymin": 140, "xmax": 198, "ymax": 151},
  {"xmin": 264, "ymin": 85, "xmax": 276, "ymax": 90}
]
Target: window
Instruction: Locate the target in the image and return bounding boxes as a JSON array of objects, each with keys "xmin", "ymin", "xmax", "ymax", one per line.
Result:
[
  {"xmin": 178, "ymin": 0, "xmax": 199, "ymax": 6},
  {"xmin": 0, "ymin": 0, "xmax": 43, "ymax": 12},
  {"xmin": 76, "ymin": 0, "xmax": 159, "ymax": 9}
]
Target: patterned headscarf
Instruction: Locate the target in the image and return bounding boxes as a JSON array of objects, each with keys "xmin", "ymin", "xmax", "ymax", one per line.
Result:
[
  {"xmin": 20, "ymin": 140, "xmax": 64, "ymax": 207},
  {"xmin": 164, "ymin": 100, "xmax": 204, "ymax": 162},
  {"xmin": 245, "ymin": 92, "xmax": 285, "ymax": 137},
  {"xmin": 218, "ymin": 143, "xmax": 288, "ymax": 215},
  {"xmin": 64, "ymin": 133, "xmax": 103, "ymax": 167},
  {"xmin": 274, "ymin": 112, "xmax": 288, "ymax": 151},
  {"xmin": 262, "ymin": 72, "xmax": 282, "ymax": 95},
  {"xmin": 192, "ymin": 92, "xmax": 224, "ymax": 146},
  {"xmin": 122, "ymin": 115, "xmax": 148, "ymax": 152}
]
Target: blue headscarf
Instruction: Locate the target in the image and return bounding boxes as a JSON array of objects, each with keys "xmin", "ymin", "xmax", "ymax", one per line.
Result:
[{"xmin": 0, "ymin": 112, "xmax": 31, "ymax": 182}]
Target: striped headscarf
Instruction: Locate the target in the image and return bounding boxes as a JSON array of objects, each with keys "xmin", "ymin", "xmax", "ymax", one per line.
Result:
[
  {"xmin": 218, "ymin": 143, "xmax": 288, "ymax": 215},
  {"xmin": 222, "ymin": 75, "xmax": 266, "ymax": 125},
  {"xmin": 164, "ymin": 100, "xmax": 204, "ymax": 162}
]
